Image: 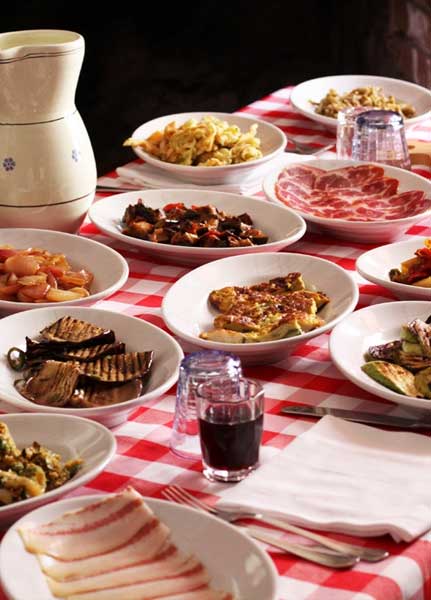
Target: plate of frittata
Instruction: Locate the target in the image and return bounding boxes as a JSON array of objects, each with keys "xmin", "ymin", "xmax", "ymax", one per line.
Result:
[{"xmin": 162, "ymin": 252, "xmax": 358, "ymax": 364}]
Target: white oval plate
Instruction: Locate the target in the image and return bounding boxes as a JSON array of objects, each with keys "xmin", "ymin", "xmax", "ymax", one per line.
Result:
[
  {"xmin": 0, "ymin": 494, "xmax": 278, "ymax": 600},
  {"xmin": 290, "ymin": 74, "xmax": 431, "ymax": 130},
  {"xmin": 129, "ymin": 112, "xmax": 286, "ymax": 185},
  {"xmin": 0, "ymin": 306, "xmax": 183, "ymax": 428},
  {"xmin": 356, "ymin": 237, "xmax": 431, "ymax": 300},
  {"xmin": 89, "ymin": 188, "xmax": 306, "ymax": 265},
  {"xmin": 162, "ymin": 252, "xmax": 358, "ymax": 365},
  {"xmin": 0, "ymin": 229, "xmax": 129, "ymax": 315},
  {"xmin": 329, "ymin": 300, "xmax": 431, "ymax": 411},
  {"xmin": 0, "ymin": 413, "xmax": 115, "ymax": 527},
  {"xmin": 263, "ymin": 159, "xmax": 431, "ymax": 244}
]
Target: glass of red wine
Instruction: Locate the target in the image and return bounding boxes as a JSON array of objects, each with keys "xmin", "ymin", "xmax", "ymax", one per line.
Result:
[{"xmin": 196, "ymin": 377, "xmax": 264, "ymax": 482}]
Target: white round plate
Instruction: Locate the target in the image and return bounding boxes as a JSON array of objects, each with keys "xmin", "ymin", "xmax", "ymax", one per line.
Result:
[
  {"xmin": 290, "ymin": 74, "xmax": 431, "ymax": 130},
  {"xmin": 0, "ymin": 494, "xmax": 278, "ymax": 600},
  {"xmin": 89, "ymin": 188, "xmax": 306, "ymax": 265},
  {"xmin": 0, "ymin": 229, "xmax": 129, "ymax": 315},
  {"xmin": 162, "ymin": 252, "xmax": 358, "ymax": 365},
  {"xmin": 263, "ymin": 159, "xmax": 431, "ymax": 243},
  {"xmin": 0, "ymin": 413, "xmax": 115, "ymax": 527},
  {"xmin": 357, "ymin": 237, "xmax": 431, "ymax": 300},
  {"xmin": 129, "ymin": 111, "xmax": 286, "ymax": 185},
  {"xmin": 329, "ymin": 300, "xmax": 431, "ymax": 411},
  {"xmin": 0, "ymin": 306, "xmax": 183, "ymax": 428}
]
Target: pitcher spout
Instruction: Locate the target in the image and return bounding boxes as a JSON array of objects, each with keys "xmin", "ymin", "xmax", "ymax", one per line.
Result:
[{"xmin": 0, "ymin": 30, "xmax": 84, "ymax": 123}]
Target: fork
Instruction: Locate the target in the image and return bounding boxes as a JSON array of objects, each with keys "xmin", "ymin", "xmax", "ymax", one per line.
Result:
[
  {"xmin": 286, "ymin": 138, "xmax": 335, "ymax": 156},
  {"xmin": 162, "ymin": 485, "xmax": 389, "ymax": 564}
]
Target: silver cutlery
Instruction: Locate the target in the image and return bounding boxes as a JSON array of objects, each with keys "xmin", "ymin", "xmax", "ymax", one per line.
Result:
[
  {"xmin": 281, "ymin": 404, "xmax": 431, "ymax": 430},
  {"xmin": 286, "ymin": 139, "xmax": 335, "ymax": 155},
  {"xmin": 162, "ymin": 484, "xmax": 388, "ymax": 565}
]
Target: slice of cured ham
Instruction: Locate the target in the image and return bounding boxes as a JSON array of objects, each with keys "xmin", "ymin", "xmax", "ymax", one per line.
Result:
[
  {"xmin": 19, "ymin": 487, "xmax": 235, "ymax": 600},
  {"xmin": 275, "ymin": 163, "xmax": 431, "ymax": 222}
]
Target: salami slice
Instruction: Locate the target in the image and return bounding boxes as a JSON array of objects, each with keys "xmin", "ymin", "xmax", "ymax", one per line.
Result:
[{"xmin": 274, "ymin": 163, "xmax": 431, "ymax": 222}]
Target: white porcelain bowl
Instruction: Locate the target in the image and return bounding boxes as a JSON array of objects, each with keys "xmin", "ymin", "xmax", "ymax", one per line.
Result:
[
  {"xmin": 0, "ymin": 413, "xmax": 115, "ymax": 527},
  {"xmin": 128, "ymin": 112, "xmax": 287, "ymax": 185},
  {"xmin": 357, "ymin": 237, "xmax": 431, "ymax": 300},
  {"xmin": 89, "ymin": 188, "xmax": 306, "ymax": 265},
  {"xmin": 0, "ymin": 306, "xmax": 183, "ymax": 428},
  {"xmin": 329, "ymin": 300, "xmax": 431, "ymax": 411},
  {"xmin": 263, "ymin": 159, "xmax": 431, "ymax": 243},
  {"xmin": 0, "ymin": 229, "xmax": 129, "ymax": 315},
  {"xmin": 290, "ymin": 74, "xmax": 431, "ymax": 130},
  {"xmin": 162, "ymin": 252, "xmax": 359, "ymax": 365},
  {"xmin": 0, "ymin": 494, "xmax": 278, "ymax": 600}
]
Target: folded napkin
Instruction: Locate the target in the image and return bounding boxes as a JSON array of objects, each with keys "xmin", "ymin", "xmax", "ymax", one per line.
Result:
[
  {"xmin": 115, "ymin": 153, "xmax": 313, "ymax": 195},
  {"xmin": 217, "ymin": 415, "xmax": 431, "ymax": 542}
]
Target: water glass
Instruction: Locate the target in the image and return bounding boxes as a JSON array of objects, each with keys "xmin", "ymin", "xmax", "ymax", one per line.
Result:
[
  {"xmin": 196, "ymin": 377, "xmax": 264, "ymax": 483},
  {"xmin": 351, "ymin": 109, "xmax": 411, "ymax": 170},
  {"xmin": 170, "ymin": 350, "xmax": 242, "ymax": 460},
  {"xmin": 336, "ymin": 106, "xmax": 374, "ymax": 159}
]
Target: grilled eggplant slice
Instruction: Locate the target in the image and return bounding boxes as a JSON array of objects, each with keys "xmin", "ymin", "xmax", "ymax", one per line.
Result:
[
  {"xmin": 407, "ymin": 319, "xmax": 431, "ymax": 357},
  {"xmin": 79, "ymin": 351, "xmax": 153, "ymax": 383},
  {"xmin": 69, "ymin": 379, "xmax": 144, "ymax": 408},
  {"xmin": 18, "ymin": 361, "xmax": 80, "ymax": 406},
  {"xmin": 361, "ymin": 360, "xmax": 417, "ymax": 396},
  {"xmin": 25, "ymin": 340, "xmax": 126, "ymax": 364},
  {"xmin": 366, "ymin": 340, "xmax": 402, "ymax": 362},
  {"xmin": 39, "ymin": 317, "xmax": 115, "ymax": 347}
]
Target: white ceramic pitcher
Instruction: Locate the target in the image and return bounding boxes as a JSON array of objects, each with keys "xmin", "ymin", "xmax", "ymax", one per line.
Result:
[{"xmin": 0, "ymin": 30, "xmax": 97, "ymax": 232}]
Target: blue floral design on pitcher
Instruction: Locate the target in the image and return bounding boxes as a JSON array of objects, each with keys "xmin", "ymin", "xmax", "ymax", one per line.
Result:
[
  {"xmin": 72, "ymin": 148, "xmax": 81, "ymax": 162},
  {"xmin": 3, "ymin": 157, "xmax": 15, "ymax": 171}
]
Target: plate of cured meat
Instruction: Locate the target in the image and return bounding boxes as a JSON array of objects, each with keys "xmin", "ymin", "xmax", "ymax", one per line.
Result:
[
  {"xmin": 89, "ymin": 188, "xmax": 306, "ymax": 265},
  {"xmin": 263, "ymin": 159, "xmax": 431, "ymax": 243},
  {"xmin": 0, "ymin": 306, "xmax": 183, "ymax": 428},
  {"xmin": 0, "ymin": 487, "xmax": 278, "ymax": 600}
]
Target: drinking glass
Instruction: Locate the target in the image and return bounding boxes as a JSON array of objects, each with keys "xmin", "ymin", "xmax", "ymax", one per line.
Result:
[
  {"xmin": 196, "ymin": 377, "xmax": 264, "ymax": 482},
  {"xmin": 170, "ymin": 350, "xmax": 242, "ymax": 460},
  {"xmin": 351, "ymin": 109, "xmax": 411, "ymax": 170},
  {"xmin": 336, "ymin": 106, "xmax": 374, "ymax": 159}
]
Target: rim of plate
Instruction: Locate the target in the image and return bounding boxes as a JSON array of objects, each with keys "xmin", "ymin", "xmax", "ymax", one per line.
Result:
[
  {"xmin": 130, "ymin": 111, "xmax": 287, "ymax": 171},
  {"xmin": 89, "ymin": 189, "xmax": 307, "ymax": 255},
  {"xmin": 290, "ymin": 74, "xmax": 431, "ymax": 128},
  {"xmin": 162, "ymin": 252, "xmax": 359, "ymax": 350},
  {"xmin": 0, "ymin": 229, "xmax": 129, "ymax": 310},
  {"xmin": 262, "ymin": 159, "xmax": 431, "ymax": 225},
  {"xmin": 329, "ymin": 300, "xmax": 431, "ymax": 409},
  {"xmin": 0, "ymin": 494, "xmax": 279, "ymax": 600},
  {"xmin": 0, "ymin": 306, "xmax": 184, "ymax": 415},
  {"xmin": 0, "ymin": 413, "xmax": 116, "ymax": 514}
]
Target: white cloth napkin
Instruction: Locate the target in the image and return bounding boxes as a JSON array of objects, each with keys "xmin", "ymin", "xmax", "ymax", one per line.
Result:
[
  {"xmin": 217, "ymin": 415, "xmax": 431, "ymax": 542},
  {"xmin": 114, "ymin": 153, "xmax": 313, "ymax": 195}
]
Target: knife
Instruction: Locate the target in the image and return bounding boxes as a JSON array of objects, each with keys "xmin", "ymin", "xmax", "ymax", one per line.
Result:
[{"xmin": 280, "ymin": 404, "xmax": 431, "ymax": 429}]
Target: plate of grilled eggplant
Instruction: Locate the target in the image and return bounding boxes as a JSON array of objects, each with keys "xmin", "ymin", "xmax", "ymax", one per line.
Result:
[{"xmin": 0, "ymin": 307, "xmax": 183, "ymax": 428}]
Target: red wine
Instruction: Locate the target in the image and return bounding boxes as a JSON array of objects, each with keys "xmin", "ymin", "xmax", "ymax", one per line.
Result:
[{"xmin": 198, "ymin": 411, "xmax": 263, "ymax": 471}]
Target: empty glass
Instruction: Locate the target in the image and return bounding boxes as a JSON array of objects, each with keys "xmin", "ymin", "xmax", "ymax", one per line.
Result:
[
  {"xmin": 170, "ymin": 351, "xmax": 242, "ymax": 459},
  {"xmin": 197, "ymin": 378, "xmax": 264, "ymax": 482},
  {"xmin": 351, "ymin": 109, "xmax": 411, "ymax": 170},
  {"xmin": 336, "ymin": 106, "xmax": 374, "ymax": 159}
]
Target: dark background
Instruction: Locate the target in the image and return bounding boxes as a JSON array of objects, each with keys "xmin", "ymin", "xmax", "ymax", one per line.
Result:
[{"xmin": 2, "ymin": 0, "xmax": 428, "ymax": 174}]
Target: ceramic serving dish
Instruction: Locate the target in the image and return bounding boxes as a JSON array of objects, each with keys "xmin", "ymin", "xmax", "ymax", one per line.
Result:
[
  {"xmin": 89, "ymin": 188, "xmax": 306, "ymax": 265},
  {"xmin": 290, "ymin": 74, "xmax": 431, "ymax": 130},
  {"xmin": 0, "ymin": 306, "xmax": 183, "ymax": 428},
  {"xmin": 0, "ymin": 229, "xmax": 129, "ymax": 315},
  {"xmin": 128, "ymin": 112, "xmax": 287, "ymax": 185},
  {"xmin": 162, "ymin": 252, "xmax": 358, "ymax": 365}
]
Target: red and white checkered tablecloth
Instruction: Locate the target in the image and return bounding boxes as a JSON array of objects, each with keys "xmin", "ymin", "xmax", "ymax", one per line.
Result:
[{"xmin": 2, "ymin": 86, "xmax": 431, "ymax": 600}]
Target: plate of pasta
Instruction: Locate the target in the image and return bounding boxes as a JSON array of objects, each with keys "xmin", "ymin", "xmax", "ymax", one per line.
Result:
[
  {"xmin": 124, "ymin": 112, "xmax": 287, "ymax": 185},
  {"xmin": 0, "ymin": 413, "xmax": 115, "ymax": 526},
  {"xmin": 290, "ymin": 75, "xmax": 431, "ymax": 130}
]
